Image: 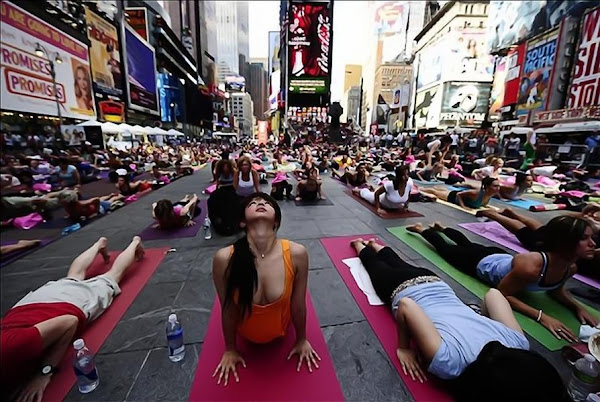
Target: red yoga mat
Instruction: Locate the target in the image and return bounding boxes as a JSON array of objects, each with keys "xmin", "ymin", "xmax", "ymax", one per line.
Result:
[
  {"xmin": 188, "ymin": 295, "xmax": 344, "ymax": 401},
  {"xmin": 344, "ymin": 189, "xmax": 424, "ymax": 219},
  {"xmin": 42, "ymin": 247, "xmax": 169, "ymax": 402},
  {"xmin": 320, "ymin": 235, "xmax": 452, "ymax": 402}
]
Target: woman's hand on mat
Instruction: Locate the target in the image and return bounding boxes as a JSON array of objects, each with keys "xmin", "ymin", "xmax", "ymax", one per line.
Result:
[
  {"xmin": 213, "ymin": 350, "xmax": 246, "ymax": 385},
  {"xmin": 16, "ymin": 374, "xmax": 51, "ymax": 402},
  {"xmin": 288, "ymin": 339, "xmax": 321, "ymax": 373},
  {"xmin": 185, "ymin": 220, "xmax": 196, "ymax": 227},
  {"xmin": 576, "ymin": 307, "xmax": 599, "ymax": 327},
  {"xmin": 540, "ymin": 315, "xmax": 578, "ymax": 342},
  {"xmin": 377, "ymin": 207, "xmax": 387, "ymax": 216},
  {"xmin": 396, "ymin": 348, "xmax": 426, "ymax": 383}
]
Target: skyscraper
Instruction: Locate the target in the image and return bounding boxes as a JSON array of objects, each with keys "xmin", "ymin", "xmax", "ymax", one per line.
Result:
[{"xmin": 215, "ymin": 1, "xmax": 249, "ymax": 77}]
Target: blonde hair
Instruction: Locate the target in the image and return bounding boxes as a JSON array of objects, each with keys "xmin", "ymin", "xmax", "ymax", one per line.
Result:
[{"xmin": 74, "ymin": 65, "xmax": 92, "ymax": 104}]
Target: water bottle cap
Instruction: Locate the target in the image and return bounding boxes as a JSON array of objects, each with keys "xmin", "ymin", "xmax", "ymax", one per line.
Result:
[
  {"xmin": 73, "ymin": 339, "xmax": 85, "ymax": 350},
  {"xmin": 584, "ymin": 354, "xmax": 596, "ymax": 363},
  {"xmin": 168, "ymin": 313, "xmax": 177, "ymax": 323}
]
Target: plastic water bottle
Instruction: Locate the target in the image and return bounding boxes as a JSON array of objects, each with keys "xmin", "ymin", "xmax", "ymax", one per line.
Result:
[
  {"xmin": 203, "ymin": 216, "xmax": 212, "ymax": 240},
  {"xmin": 73, "ymin": 339, "xmax": 99, "ymax": 394},
  {"xmin": 166, "ymin": 313, "xmax": 185, "ymax": 362},
  {"xmin": 568, "ymin": 354, "xmax": 599, "ymax": 401}
]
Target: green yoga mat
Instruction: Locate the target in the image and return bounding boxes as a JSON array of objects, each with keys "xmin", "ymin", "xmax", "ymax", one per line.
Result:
[{"xmin": 387, "ymin": 226, "xmax": 600, "ymax": 351}]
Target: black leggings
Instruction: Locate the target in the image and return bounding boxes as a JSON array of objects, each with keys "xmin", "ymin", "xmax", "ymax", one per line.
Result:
[
  {"xmin": 359, "ymin": 246, "xmax": 436, "ymax": 304},
  {"xmin": 420, "ymin": 228, "xmax": 508, "ymax": 276}
]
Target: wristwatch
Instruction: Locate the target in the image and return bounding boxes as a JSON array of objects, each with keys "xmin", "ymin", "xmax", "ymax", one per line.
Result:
[{"xmin": 41, "ymin": 365, "xmax": 56, "ymax": 376}]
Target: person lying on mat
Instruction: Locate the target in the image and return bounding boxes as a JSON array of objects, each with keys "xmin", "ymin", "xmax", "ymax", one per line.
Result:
[
  {"xmin": 472, "ymin": 157, "xmax": 505, "ymax": 180},
  {"xmin": 348, "ymin": 238, "xmax": 569, "ymax": 401},
  {"xmin": 295, "ymin": 162, "xmax": 324, "ymax": 201},
  {"xmin": 0, "ymin": 236, "xmax": 145, "ymax": 402},
  {"xmin": 152, "ymin": 194, "xmax": 199, "ymax": 229},
  {"xmin": 59, "ymin": 190, "xmax": 124, "ymax": 222},
  {"xmin": 234, "ymin": 156, "xmax": 261, "ymax": 198},
  {"xmin": 115, "ymin": 172, "xmax": 152, "ymax": 196},
  {"xmin": 212, "ymin": 193, "xmax": 319, "ymax": 385},
  {"xmin": 419, "ymin": 177, "xmax": 499, "ymax": 211},
  {"xmin": 54, "ymin": 157, "xmax": 81, "ymax": 188},
  {"xmin": 408, "ymin": 161, "xmax": 444, "ymax": 182},
  {"xmin": 331, "ymin": 162, "xmax": 369, "ymax": 186},
  {"xmin": 406, "ymin": 218, "xmax": 598, "ymax": 341},
  {"xmin": 0, "ymin": 239, "xmax": 42, "ymax": 255},
  {"xmin": 353, "ymin": 165, "xmax": 413, "ymax": 216},
  {"xmin": 496, "ymin": 172, "xmax": 533, "ymax": 201},
  {"xmin": 477, "ymin": 205, "xmax": 600, "ymax": 279}
]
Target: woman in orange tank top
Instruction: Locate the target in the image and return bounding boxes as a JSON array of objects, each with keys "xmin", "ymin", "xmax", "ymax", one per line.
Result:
[{"xmin": 212, "ymin": 192, "xmax": 320, "ymax": 386}]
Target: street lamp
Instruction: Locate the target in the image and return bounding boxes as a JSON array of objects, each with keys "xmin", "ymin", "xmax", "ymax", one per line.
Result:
[{"xmin": 35, "ymin": 42, "xmax": 63, "ymax": 135}]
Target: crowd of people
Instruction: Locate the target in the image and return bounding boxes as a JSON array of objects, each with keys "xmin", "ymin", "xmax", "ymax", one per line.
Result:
[{"xmin": 1, "ymin": 125, "xmax": 599, "ymax": 402}]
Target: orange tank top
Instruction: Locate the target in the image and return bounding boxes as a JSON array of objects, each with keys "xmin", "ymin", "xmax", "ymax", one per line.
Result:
[{"xmin": 235, "ymin": 239, "xmax": 295, "ymax": 344}]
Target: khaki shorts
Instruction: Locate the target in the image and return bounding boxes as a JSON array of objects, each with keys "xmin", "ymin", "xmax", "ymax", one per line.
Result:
[{"xmin": 14, "ymin": 276, "xmax": 121, "ymax": 321}]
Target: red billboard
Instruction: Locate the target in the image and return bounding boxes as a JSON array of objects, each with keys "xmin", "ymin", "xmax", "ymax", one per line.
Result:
[
  {"xmin": 503, "ymin": 43, "xmax": 526, "ymax": 106},
  {"xmin": 288, "ymin": 2, "xmax": 331, "ymax": 95},
  {"xmin": 568, "ymin": 6, "xmax": 600, "ymax": 108}
]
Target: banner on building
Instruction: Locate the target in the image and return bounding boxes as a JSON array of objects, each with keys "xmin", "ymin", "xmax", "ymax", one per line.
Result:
[
  {"xmin": 288, "ymin": 2, "xmax": 331, "ymax": 94},
  {"xmin": 61, "ymin": 125, "xmax": 87, "ymax": 146},
  {"xmin": 0, "ymin": 1, "xmax": 96, "ymax": 119},
  {"xmin": 125, "ymin": 7, "xmax": 149, "ymax": 42},
  {"xmin": 516, "ymin": 28, "xmax": 559, "ymax": 116},
  {"xmin": 414, "ymin": 85, "xmax": 442, "ymax": 128},
  {"xmin": 98, "ymin": 100, "xmax": 125, "ymax": 122},
  {"xmin": 440, "ymin": 82, "xmax": 492, "ymax": 126},
  {"xmin": 487, "ymin": 1, "xmax": 593, "ymax": 54},
  {"xmin": 503, "ymin": 43, "xmax": 526, "ymax": 106},
  {"xmin": 225, "ymin": 75, "xmax": 246, "ymax": 92},
  {"xmin": 125, "ymin": 25, "xmax": 158, "ymax": 115},
  {"xmin": 416, "ymin": 45, "xmax": 442, "ymax": 90},
  {"xmin": 85, "ymin": 6, "xmax": 123, "ymax": 103},
  {"xmin": 568, "ymin": 6, "xmax": 600, "ymax": 108},
  {"xmin": 391, "ymin": 84, "xmax": 410, "ymax": 108},
  {"xmin": 374, "ymin": 1, "xmax": 409, "ymax": 63},
  {"xmin": 489, "ymin": 56, "xmax": 507, "ymax": 119},
  {"xmin": 443, "ymin": 27, "xmax": 494, "ymax": 83},
  {"xmin": 533, "ymin": 105, "xmax": 600, "ymax": 124},
  {"xmin": 268, "ymin": 31, "xmax": 281, "ymax": 74},
  {"xmin": 158, "ymin": 73, "xmax": 183, "ymax": 123}
]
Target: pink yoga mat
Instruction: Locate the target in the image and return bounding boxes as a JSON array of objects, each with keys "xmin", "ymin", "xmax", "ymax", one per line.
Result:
[
  {"xmin": 344, "ymin": 189, "xmax": 424, "ymax": 219},
  {"xmin": 43, "ymin": 247, "xmax": 169, "ymax": 402},
  {"xmin": 189, "ymin": 295, "xmax": 343, "ymax": 401},
  {"xmin": 139, "ymin": 200, "xmax": 207, "ymax": 241},
  {"xmin": 320, "ymin": 235, "xmax": 452, "ymax": 402},
  {"xmin": 459, "ymin": 222, "xmax": 600, "ymax": 291}
]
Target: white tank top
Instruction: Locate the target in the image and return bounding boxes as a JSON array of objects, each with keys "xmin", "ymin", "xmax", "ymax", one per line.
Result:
[{"xmin": 237, "ymin": 171, "xmax": 255, "ymax": 197}]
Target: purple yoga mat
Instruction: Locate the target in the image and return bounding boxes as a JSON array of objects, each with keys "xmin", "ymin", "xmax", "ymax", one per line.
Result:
[
  {"xmin": 459, "ymin": 221, "xmax": 600, "ymax": 291},
  {"xmin": 1, "ymin": 239, "xmax": 54, "ymax": 267},
  {"xmin": 139, "ymin": 200, "xmax": 207, "ymax": 241}
]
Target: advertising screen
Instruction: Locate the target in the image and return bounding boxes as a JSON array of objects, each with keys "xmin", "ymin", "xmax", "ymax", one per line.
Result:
[
  {"xmin": 125, "ymin": 7, "xmax": 149, "ymax": 41},
  {"xmin": 489, "ymin": 56, "xmax": 507, "ymax": 118},
  {"xmin": 85, "ymin": 7, "xmax": 123, "ymax": 98},
  {"xmin": 568, "ymin": 6, "xmax": 600, "ymax": 108},
  {"xmin": 443, "ymin": 28, "xmax": 494, "ymax": 83},
  {"xmin": 288, "ymin": 2, "xmax": 331, "ymax": 95},
  {"xmin": 374, "ymin": 1, "xmax": 409, "ymax": 62},
  {"xmin": 503, "ymin": 43, "xmax": 526, "ymax": 106},
  {"xmin": 416, "ymin": 45, "xmax": 442, "ymax": 90},
  {"xmin": 157, "ymin": 73, "xmax": 182, "ymax": 123},
  {"xmin": 0, "ymin": 1, "xmax": 96, "ymax": 119},
  {"xmin": 440, "ymin": 82, "xmax": 492, "ymax": 126},
  {"xmin": 268, "ymin": 31, "xmax": 281, "ymax": 74},
  {"xmin": 516, "ymin": 28, "xmax": 559, "ymax": 116},
  {"xmin": 414, "ymin": 85, "xmax": 442, "ymax": 128},
  {"xmin": 225, "ymin": 75, "xmax": 246, "ymax": 92},
  {"xmin": 125, "ymin": 25, "xmax": 158, "ymax": 114}
]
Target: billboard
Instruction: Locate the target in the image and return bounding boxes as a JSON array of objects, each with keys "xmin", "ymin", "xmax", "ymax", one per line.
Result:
[
  {"xmin": 489, "ymin": 56, "xmax": 507, "ymax": 118},
  {"xmin": 503, "ymin": 43, "xmax": 526, "ymax": 106},
  {"xmin": 225, "ymin": 75, "xmax": 246, "ymax": 92},
  {"xmin": 516, "ymin": 28, "xmax": 559, "ymax": 116},
  {"xmin": 125, "ymin": 8, "xmax": 149, "ymax": 42},
  {"xmin": 268, "ymin": 31, "xmax": 281, "ymax": 74},
  {"xmin": 288, "ymin": 2, "xmax": 331, "ymax": 95},
  {"xmin": 391, "ymin": 85, "xmax": 410, "ymax": 108},
  {"xmin": 157, "ymin": 73, "xmax": 183, "ymax": 123},
  {"xmin": 374, "ymin": 2, "xmax": 409, "ymax": 62},
  {"xmin": 440, "ymin": 82, "xmax": 492, "ymax": 127},
  {"xmin": 416, "ymin": 45, "xmax": 442, "ymax": 90},
  {"xmin": 0, "ymin": 1, "xmax": 95, "ymax": 120},
  {"xmin": 443, "ymin": 28, "xmax": 494, "ymax": 83},
  {"xmin": 568, "ymin": 6, "xmax": 600, "ymax": 108},
  {"xmin": 487, "ymin": 1, "xmax": 596, "ymax": 54},
  {"xmin": 85, "ymin": 7, "xmax": 123, "ymax": 99},
  {"xmin": 414, "ymin": 85, "xmax": 442, "ymax": 128},
  {"xmin": 125, "ymin": 25, "xmax": 158, "ymax": 115}
]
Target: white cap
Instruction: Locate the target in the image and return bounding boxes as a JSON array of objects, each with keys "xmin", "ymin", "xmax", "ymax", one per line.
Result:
[
  {"xmin": 584, "ymin": 354, "xmax": 596, "ymax": 363},
  {"xmin": 168, "ymin": 313, "xmax": 178, "ymax": 323},
  {"xmin": 73, "ymin": 339, "xmax": 85, "ymax": 350},
  {"xmin": 115, "ymin": 168, "xmax": 128, "ymax": 176}
]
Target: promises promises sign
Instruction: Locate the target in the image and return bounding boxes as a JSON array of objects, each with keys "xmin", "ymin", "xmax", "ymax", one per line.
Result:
[
  {"xmin": 568, "ymin": 6, "xmax": 600, "ymax": 108},
  {"xmin": 0, "ymin": 1, "xmax": 95, "ymax": 119}
]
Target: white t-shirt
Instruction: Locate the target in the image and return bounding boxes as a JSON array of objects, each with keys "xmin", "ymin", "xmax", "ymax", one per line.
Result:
[
  {"xmin": 507, "ymin": 137, "xmax": 520, "ymax": 150},
  {"xmin": 427, "ymin": 139, "xmax": 441, "ymax": 151},
  {"xmin": 381, "ymin": 178, "xmax": 413, "ymax": 209},
  {"xmin": 527, "ymin": 166, "xmax": 557, "ymax": 178},
  {"xmin": 450, "ymin": 134, "xmax": 459, "ymax": 146},
  {"xmin": 477, "ymin": 165, "xmax": 496, "ymax": 178}
]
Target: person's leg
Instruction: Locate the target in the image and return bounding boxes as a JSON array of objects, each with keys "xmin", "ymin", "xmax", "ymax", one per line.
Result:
[
  {"xmin": 432, "ymin": 224, "xmax": 475, "ymax": 247},
  {"xmin": 0, "ymin": 239, "xmax": 41, "ymax": 255},
  {"xmin": 67, "ymin": 237, "xmax": 110, "ymax": 280},
  {"xmin": 476, "ymin": 209, "xmax": 527, "ymax": 233},
  {"xmin": 366, "ymin": 239, "xmax": 429, "ymax": 272},
  {"xmin": 419, "ymin": 187, "xmax": 449, "ymax": 201},
  {"xmin": 501, "ymin": 208, "xmax": 543, "ymax": 230},
  {"xmin": 482, "ymin": 289, "xmax": 523, "ymax": 334},
  {"xmin": 358, "ymin": 188, "xmax": 376, "ymax": 205},
  {"xmin": 103, "ymin": 236, "xmax": 144, "ymax": 284}
]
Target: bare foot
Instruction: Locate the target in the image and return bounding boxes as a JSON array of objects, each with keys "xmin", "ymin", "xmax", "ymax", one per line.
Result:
[
  {"xmin": 406, "ymin": 223, "xmax": 424, "ymax": 234},
  {"xmin": 295, "ymin": 197, "xmax": 302, "ymax": 201},
  {"xmin": 350, "ymin": 238, "xmax": 365, "ymax": 250},
  {"xmin": 366, "ymin": 238, "xmax": 378, "ymax": 247},
  {"xmin": 430, "ymin": 222, "xmax": 445, "ymax": 232},
  {"xmin": 97, "ymin": 237, "xmax": 110, "ymax": 263},
  {"xmin": 132, "ymin": 236, "xmax": 145, "ymax": 261},
  {"xmin": 17, "ymin": 239, "xmax": 42, "ymax": 248},
  {"xmin": 500, "ymin": 208, "xmax": 517, "ymax": 218}
]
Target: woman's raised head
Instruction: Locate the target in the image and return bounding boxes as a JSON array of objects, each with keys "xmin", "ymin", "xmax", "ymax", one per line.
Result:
[
  {"xmin": 543, "ymin": 215, "xmax": 595, "ymax": 259},
  {"xmin": 154, "ymin": 199, "xmax": 174, "ymax": 221},
  {"xmin": 240, "ymin": 192, "xmax": 282, "ymax": 231},
  {"xmin": 237, "ymin": 156, "xmax": 252, "ymax": 173},
  {"xmin": 482, "ymin": 177, "xmax": 500, "ymax": 193}
]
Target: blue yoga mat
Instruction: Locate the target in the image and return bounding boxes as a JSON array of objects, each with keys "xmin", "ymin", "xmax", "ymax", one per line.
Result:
[{"xmin": 501, "ymin": 198, "xmax": 543, "ymax": 210}]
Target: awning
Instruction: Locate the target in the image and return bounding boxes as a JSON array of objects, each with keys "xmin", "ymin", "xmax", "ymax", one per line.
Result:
[
  {"xmin": 101, "ymin": 122, "xmax": 121, "ymax": 133},
  {"xmin": 535, "ymin": 121, "xmax": 600, "ymax": 134},
  {"xmin": 167, "ymin": 128, "xmax": 185, "ymax": 136},
  {"xmin": 77, "ymin": 120, "xmax": 102, "ymax": 127}
]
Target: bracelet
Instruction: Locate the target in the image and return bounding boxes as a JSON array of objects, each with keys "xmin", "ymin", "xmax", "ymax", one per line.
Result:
[{"xmin": 536, "ymin": 309, "xmax": 543, "ymax": 322}]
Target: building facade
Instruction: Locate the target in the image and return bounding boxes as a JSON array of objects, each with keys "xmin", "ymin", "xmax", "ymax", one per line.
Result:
[
  {"xmin": 247, "ymin": 62, "xmax": 269, "ymax": 119},
  {"xmin": 231, "ymin": 92, "xmax": 254, "ymax": 136},
  {"xmin": 215, "ymin": 1, "xmax": 249, "ymax": 77}
]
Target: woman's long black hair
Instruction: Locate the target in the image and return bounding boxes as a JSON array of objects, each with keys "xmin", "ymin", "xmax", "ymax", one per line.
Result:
[
  {"xmin": 543, "ymin": 215, "xmax": 590, "ymax": 255},
  {"xmin": 223, "ymin": 192, "xmax": 282, "ymax": 318},
  {"xmin": 393, "ymin": 165, "xmax": 410, "ymax": 191}
]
